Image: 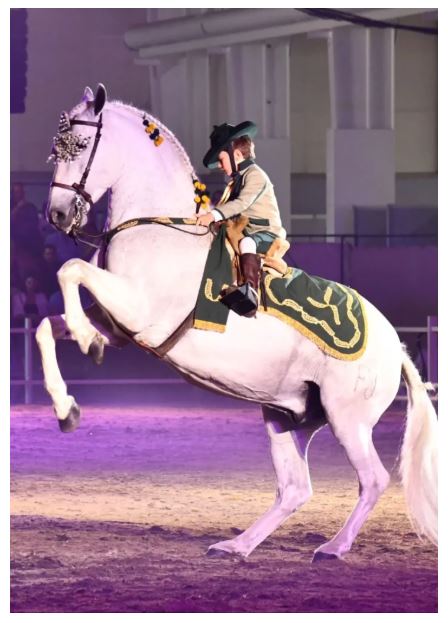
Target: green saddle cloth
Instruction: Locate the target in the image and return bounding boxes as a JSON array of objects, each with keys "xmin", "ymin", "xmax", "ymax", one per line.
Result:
[{"xmin": 193, "ymin": 228, "xmax": 367, "ymax": 361}]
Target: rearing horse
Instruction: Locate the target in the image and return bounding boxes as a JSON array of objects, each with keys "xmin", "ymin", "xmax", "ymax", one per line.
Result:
[{"xmin": 36, "ymin": 84, "xmax": 437, "ymax": 561}]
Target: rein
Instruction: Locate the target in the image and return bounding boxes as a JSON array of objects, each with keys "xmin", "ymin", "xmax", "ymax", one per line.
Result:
[{"xmin": 69, "ymin": 216, "xmax": 211, "ymax": 251}]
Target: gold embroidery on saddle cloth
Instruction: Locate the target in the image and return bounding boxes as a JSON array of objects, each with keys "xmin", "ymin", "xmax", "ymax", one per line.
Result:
[
  {"xmin": 307, "ymin": 286, "xmax": 341, "ymax": 326},
  {"xmin": 193, "ymin": 319, "xmax": 226, "ymax": 333},
  {"xmin": 263, "ymin": 274, "xmax": 361, "ymax": 350},
  {"xmin": 204, "ymin": 278, "xmax": 230, "ymax": 303}
]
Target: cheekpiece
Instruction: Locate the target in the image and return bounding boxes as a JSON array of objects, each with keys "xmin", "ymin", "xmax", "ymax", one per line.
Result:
[{"xmin": 48, "ymin": 111, "xmax": 91, "ymax": 163}]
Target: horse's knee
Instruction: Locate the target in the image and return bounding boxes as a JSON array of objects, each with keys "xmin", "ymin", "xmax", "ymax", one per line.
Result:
[{"xmin": 57, "ymin": 258, "xmax": 83, "ymax": 285}]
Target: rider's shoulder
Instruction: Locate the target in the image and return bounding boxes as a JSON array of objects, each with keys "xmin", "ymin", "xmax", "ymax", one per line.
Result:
[{"xmin": 243, "ymin": 163, "xmax": 269, "ymax": 184}]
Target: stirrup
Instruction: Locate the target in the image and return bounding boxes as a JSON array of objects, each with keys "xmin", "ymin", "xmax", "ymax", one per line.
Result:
[{"xmin": 221, "ymin": 283, "xmax": 258, "ymax": 317}]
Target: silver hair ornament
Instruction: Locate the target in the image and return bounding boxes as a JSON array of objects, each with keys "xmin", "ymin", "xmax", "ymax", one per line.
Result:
[{"xmin": 47, "ymin": 111, "xmax": 91, "ymax": 163}]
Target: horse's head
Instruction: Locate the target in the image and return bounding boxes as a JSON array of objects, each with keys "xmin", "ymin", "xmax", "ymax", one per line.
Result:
[{"xmin": 47, "ymin": 84, "xmax": 113, "ymax": 233}]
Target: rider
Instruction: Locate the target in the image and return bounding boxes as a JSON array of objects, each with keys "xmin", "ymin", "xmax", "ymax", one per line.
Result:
[{"xmin": 196, "ymin": 121, "xmax": 286, "ymax": 317}]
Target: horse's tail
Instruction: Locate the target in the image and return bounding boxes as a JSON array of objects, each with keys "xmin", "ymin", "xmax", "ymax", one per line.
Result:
[{"xmin": 399, "ymin": 346, "xmax": 438, "ymax": 545}]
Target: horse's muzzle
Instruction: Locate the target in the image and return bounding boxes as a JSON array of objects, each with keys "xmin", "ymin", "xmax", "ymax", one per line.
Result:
[{"xmin": 49, "ymin": 205, "xmax": 75, "ymax": 231}]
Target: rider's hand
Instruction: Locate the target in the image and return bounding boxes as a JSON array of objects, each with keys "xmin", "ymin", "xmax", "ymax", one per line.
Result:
[{"xmin": 196, "ymin": 212, "xmax": 215, "ymax": 228}]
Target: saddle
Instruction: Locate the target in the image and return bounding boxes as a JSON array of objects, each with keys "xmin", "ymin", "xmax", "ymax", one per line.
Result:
[{"xmin": 223, "ymin": 215, "xmax": 290, "ymax": 282}]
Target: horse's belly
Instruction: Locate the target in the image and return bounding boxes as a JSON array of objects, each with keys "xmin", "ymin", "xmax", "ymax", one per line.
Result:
[{"xmin": 166, "ymin": 310, "xmax": 326, "ymax": 408}]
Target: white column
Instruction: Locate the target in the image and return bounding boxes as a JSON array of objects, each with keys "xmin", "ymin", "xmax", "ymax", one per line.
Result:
[
  {"xmin": 146, "ymin": 9, "xmax": 189, "ymax": 145},
  {"xmin": 326, "ymin": 26, "xmax": 395, "ymax": 234},
  {"xmin": 186, "ymin": 51, "xmax": 211, "ymax": 173},
  {"xmin": 225, "ymin": 41, "xmax": 291, "ymax": 232}
]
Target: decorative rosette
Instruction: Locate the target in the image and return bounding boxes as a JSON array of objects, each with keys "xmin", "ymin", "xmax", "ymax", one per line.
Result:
[
  {"xmin": 193, "ymin": 179, "xmax": 210, "ymax": 213},
  {"xmin": 143, "ymin": 117, "xmax": 164, "ymax": 146}
]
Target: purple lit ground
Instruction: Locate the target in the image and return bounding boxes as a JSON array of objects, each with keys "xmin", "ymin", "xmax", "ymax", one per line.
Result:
[{"xmin": 11, "ymin": 403, "xmax": 437, "ymax": 613}]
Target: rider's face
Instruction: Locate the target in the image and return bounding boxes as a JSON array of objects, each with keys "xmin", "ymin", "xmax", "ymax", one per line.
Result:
[
  {"xmin": 217, "ymin": 151, "xmax": 232, "ymax": 176},
  {"xmin": 217, "ymin": 149, "xmax": 244, "ymax": 176}
]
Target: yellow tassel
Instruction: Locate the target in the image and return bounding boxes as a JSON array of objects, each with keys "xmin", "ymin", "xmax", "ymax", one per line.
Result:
[
  {"xmin": 194, "ymin": 196, "xmax": 201, "ymax": 203},
  {"xmin": 154, "ymin": 135, "xmax": 164, "ymax": 146},
  {"xmin": 194, "ymin": 181, "xmax": 201, "ymax": 189}
]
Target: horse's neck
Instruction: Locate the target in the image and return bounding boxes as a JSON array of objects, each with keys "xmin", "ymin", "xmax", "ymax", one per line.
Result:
[
  {"xmin": 103, "ymin": 118, "xmax": 212, "ymax": 345},
  {"xmin": 106, "ymin": 225, "xmax": 211, "ymax": 346},
  {"xmin": 107, "ymin": 130, "xmax": 195, "ymax": 228}
]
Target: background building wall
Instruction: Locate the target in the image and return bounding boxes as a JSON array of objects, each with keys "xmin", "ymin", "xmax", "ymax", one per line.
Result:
[
  {"xmin": 11, "ymin": 9, "xmax": 437, "ymax": 232},
  {"xmin": 289, "ymin": 14, "xmax": 437, "ymax": 175},
  {"xmin": 10, "ymin": 8, "xmax": 149, "ymax": 172}
]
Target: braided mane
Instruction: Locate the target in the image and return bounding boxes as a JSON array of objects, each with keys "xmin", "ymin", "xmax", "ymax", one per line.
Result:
[{"xmin": 108, "ymin": 100, "xmax": 198, "ymax": 180}]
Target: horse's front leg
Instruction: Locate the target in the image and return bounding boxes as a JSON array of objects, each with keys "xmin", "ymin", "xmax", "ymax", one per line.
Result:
[
  {"xmin": 57, "ymin": 258, "xmax": 139, "ymax": 356},
  {"xmin": 36, "ymin": 314, "xmax": 81, "ymax": 431}
]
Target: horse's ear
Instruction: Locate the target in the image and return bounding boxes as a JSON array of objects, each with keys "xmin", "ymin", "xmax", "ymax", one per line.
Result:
[
  {"xmin": 94, "ymin": 83, "xmax": 107, "ymax": 116},
  {"xmin": 83, "ymin": 86, "xmax": 94, "ymax": 103}
]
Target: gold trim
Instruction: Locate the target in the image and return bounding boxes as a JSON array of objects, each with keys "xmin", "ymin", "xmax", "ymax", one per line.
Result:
[
  {"xmin": 204, "ymin": 278, "xmax": 229, "ymax": 303},
  {"xmin": 264, "ymin": 274, "xmax": 361, "ymax": 349},
  {"xmin": 193, "ymin": 319, "xmax": 226, "ymax": 332},
  {"xmin": 117, "ymin": 219, "xmax": 139, "ymax": 231},
  {"xmin": 260, "ymin": 307, "xmax": 367, "ymax": 361},
  {"xmin": 307, "ymin": 286, "xmax": 341, "ymax": 326}
]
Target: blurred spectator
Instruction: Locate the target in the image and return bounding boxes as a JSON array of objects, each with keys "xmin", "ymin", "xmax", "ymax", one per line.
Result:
[
  {"xmin": 44, "ymin": 229, "xmax": 81, "ymax": 263},
  {"xmin": 38, "ymin": 200, "xmax": 54, "ymax": 238},
  {"xmin": 10, "ymin": 242, "xmax": 22, "ymax": 291},
  {"xmin": 40, "ymin": 243, "xmax": 62, "ymax": 297},
  {"xmin": 10, "ymin": 182, "xmax": 43, "ymax": 256},
  {"xmin": 11, "ymin": 274, "xmax": 48, "ymax": 327}
]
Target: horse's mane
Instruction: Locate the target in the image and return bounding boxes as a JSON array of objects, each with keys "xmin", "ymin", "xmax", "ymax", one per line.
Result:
[{"xmin": 108, "ymin": 100, "xmax": 198, "ymax": 180}]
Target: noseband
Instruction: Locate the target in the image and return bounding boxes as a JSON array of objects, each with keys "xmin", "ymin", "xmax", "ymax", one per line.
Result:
[{"xmin": 50, "ymin": 114, "xmax": 103, "ymax": 229}]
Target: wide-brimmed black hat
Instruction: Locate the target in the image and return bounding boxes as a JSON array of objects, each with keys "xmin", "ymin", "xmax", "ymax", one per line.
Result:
[{"xmin": 203, "ymin": 121, "xmax": 257, "ymax": 169}]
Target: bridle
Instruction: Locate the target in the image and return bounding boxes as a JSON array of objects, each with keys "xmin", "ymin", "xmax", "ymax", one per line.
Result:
[
  {"xmin": 50, "ymin": 113, "xmax": 103, "ymax": 231},
  {"xmin": 49, "ymin": 111, "xmax": 212, "ymax": 250}
]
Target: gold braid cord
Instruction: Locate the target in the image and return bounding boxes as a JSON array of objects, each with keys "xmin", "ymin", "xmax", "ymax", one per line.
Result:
[
  {"xmin": 307, "ymin": 286, "xmax": 341, "ymax": 326},
  {"xmin": 262, "ymin": 274, "xmax": 367, "ymax": 358}
]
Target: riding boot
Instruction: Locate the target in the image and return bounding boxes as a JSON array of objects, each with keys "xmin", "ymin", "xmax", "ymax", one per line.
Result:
[{"xmin": 221, "ymin": 253, "xmax": 261, "ymax": 318}]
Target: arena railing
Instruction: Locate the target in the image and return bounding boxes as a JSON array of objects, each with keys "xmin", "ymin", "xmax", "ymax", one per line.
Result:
[{"xmin": 285, "ymin": 233, "xmax": 437, "ymax": 284}]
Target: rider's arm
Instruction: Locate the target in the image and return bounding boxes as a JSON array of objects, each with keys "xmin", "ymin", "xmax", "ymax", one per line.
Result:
[{"xmin": 213, "ymin": 167, "xmax": 268, "ymax": 221}]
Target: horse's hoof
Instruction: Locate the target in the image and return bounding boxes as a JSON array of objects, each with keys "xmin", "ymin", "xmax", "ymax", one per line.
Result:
[
  {"xmin": 88, "ymin": 334, "xmax": 104, "ymax": 365},
  {"xmin": 58, "ymin": 402, "xmax": 81, "ymax": 433},
  {"xmin": 206, "ymin": 547, "xmax": 245, "ymax": 561},
  {"xmin": 312, "ymin": 551, "xmax": 341, "ymax": 563}
]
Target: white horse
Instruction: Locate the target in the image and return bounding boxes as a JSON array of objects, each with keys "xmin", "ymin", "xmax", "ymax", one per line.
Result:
[{"xmin": 36, "ymin": 85, "xmax": 437, "ymax": 561}]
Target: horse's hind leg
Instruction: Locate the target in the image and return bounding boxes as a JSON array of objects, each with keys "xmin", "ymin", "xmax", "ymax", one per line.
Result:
[
  {"xmin": 312, "ymin": 416, "xmax": 390, "ymax": 562},
  {"xmin": 207, "ymin": 405, "xmax": 321, "ymax": 559}
]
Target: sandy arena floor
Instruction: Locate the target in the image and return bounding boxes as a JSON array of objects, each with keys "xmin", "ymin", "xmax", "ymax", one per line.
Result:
[{"xmin": 10, "ymin": 403, "xmax": 437, "ymax": 613}]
